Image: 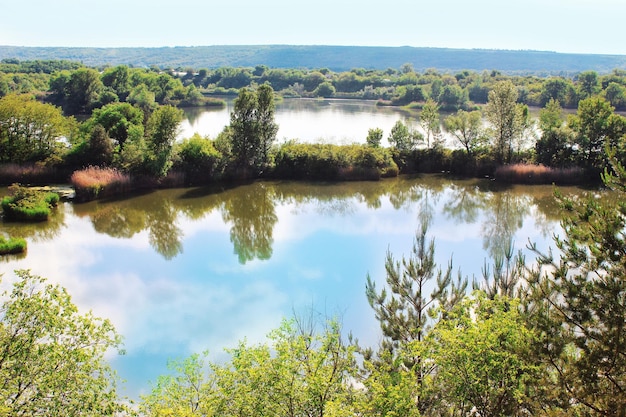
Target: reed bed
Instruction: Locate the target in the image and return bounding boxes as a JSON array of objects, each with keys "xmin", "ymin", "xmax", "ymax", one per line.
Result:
[
  {"xmin": 71, "ymin": 167, "xmax": 132, "ymax": 202},
  {"xmin": 494, "ymin": 164, "xmax": 586, "ymax": 185}
]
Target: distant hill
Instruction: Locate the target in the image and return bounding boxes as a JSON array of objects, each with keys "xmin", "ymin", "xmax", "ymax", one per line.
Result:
[{"xmin": 1, "ymin": 45, "xmax": 626, "ymax": 74}]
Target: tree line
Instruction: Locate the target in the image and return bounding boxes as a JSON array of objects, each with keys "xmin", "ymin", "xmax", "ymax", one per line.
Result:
[{"xmin": 1, "ymin": 59, "xmax": 626, "ymax": 190}]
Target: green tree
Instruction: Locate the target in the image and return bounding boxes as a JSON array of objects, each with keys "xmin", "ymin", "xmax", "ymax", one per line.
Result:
[
  {"xmin": 64, "ymin": 67, "xmax": 103, "ymax": 114},
  {"xmin": 229, "ymin": 87, "xmax": 260, "ymax": 174},
  {"xmin": 364, "ymin": 220, "xmax": 467, "ymax": 414},
  {"xmin": 0, "ymin": 270, "xmax": 124, "ymax": 416},
  {"xmin": 314, "ymin": 82, "xmax": 335, "ymax": 98},
  {"xmin": 175, "ymin": 133, "xmax": 223, "ymax": 184},
  {"xmin": 255, "ymin": 84, "xmax": 278, "ymax": 168},
  {"xmin": 144, "ymin": 105, "xmax": 183, "ymax": 177},
  {"xmin": 366, "ymin": 127, "xmax": 383, "ymax": 148},
  {"xmin": 444, "ymin": 109, "xmax": 485, "ymax": 156},
  {"xmin": 229, "ymin": 85, "xmax": 279, "ymax": 176},
  {"xmin": 85, "ymin": 124, "xmax": 114, "ymax": 166},
  {"xmin": 568, "ymin": 96, "xmax": 626, "ymax": 169},
  {"xmin": 428, "ymin": 292, "xmax": 539, "ymax": 417},
  {"xmin": 577, "ymin": 70, "xmax": 601, "ymax": 100},
  {"xmin": 538, "ymin": 98, "xmax": 564, "ymax": 132},
  {"xmin": 438, "ymin": 84, "xmax": 467, "ymax": 110},
  {"xmin": 141, "ymin": 317, "xmax": 356, "ymax": 417},
  {"xmin": 0, "ymin": 94, "xmax": 71, "ymax": 163},
  {"xmin": 603, "ymin": 81, "xmax": 626, "ymax": 110},
  {"xmin": 485, "ymin": 80, "xmax": 523, "ymax": 164},
  {"xmin": 387, "ymin": 120, "xmax": 420, "ymax": 152},
  {"xmin": 86, "ymin": 102, "xmax": 144, "ymax": 148},
  {"xmin": 101, "ymin": 65, "xmax": 131, "ymax": 101},
  {"xmin": 419, "ymin": 99, "xmax": 442, "ymax": 149},
  {"xmin": 526, "ymin": 155, "xmax": 626, "ymax": 415}
]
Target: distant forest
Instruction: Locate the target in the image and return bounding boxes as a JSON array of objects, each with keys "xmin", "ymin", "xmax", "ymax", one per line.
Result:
[{"xmin": 1, "ymin": 45, "xmax": 626, "ymax": 73}]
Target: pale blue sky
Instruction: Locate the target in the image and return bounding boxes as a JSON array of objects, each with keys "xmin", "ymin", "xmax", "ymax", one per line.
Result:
[{"xmin": 2, "ymin": 0, "xmax": 625, "ymax": 55}]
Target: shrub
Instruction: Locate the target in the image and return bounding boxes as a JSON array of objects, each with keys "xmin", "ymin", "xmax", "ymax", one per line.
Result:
[
  {"xmin": 0, "ymin": 234, "xmax": 27, "ymax": 255},
  {"xmin": 272, "ymin": 142, "xmax": 397, "ymax": 181},
  {"xmin": 1, "ymin": 184, "xmax": 59, "ymax": 222},
  {"xmin": 174, "ymin": 134, "xmax": 223, "ymax": 185},
  {"xmin": 71, "ymin": 166, "xmax": 132, "ymax": 202}
]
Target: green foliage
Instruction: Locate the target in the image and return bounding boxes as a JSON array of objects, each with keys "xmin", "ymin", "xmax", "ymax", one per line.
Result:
[
  {"xmin": 443, "ymin": 109, "xmax": 486, "ymax": 156},
  {"xmin": 526, "ymin": 156, "xmax": 626, "ymax": 415},
  {"xmin": 419, "ymin": 99, "xmax": 442, "ymax": 149},
  {"xmin": 0, "ymin": 94, "xmax": 71, "ymax": 164},
  {"xmin": 568, "ymin": 96, "xmax": 626, "ymax": 169},
  {"xmin": 366, "ymin": 127, "xmax": 383, "ymax": 148},
  {"xmin": 85, "ymin": 102, "xmax": 144, "ymax": 148},
  {"xmin": 387, "ymin": 120, "xmax": 421, "ymax": 152},
  {"xmin": 485, "ymin": 80, "xmax": 528, "ymax": 164},
  {"xmin": 143, "ymin": 105, "xmax": 183, "ymax": 177},
  {"xmin": 314, "ymin": 81, "xmax": 335, "ymax": 98},
  {"xmin": 1, "ymin": 184, "xmax": 59, "ymax": 221},
  {"xmin": 141, "ymin": 317, "xmax": 356, "ymax": 417},
  {"xmin": 0, "ymin": 270, "xmax": 124, "ymax": 416},
  {"xmin": 365, "ymin": 220, "xmax": 467, "ymax": 414},
  {"xmin": 272, "ymin": 142, "xmax": 397, "ymax": 180},
  {"xmin": 228, "ymin": 85, "xmax": 278, "ymax": 176},
  {"xmin": 0, "ymin": 234, "xmax": 27, "ymax": 255},
  {"xmin": 175, "ymin": 133, "xmax": 223, "ymax": 184},
  {"xmin": 427, "ymin": 292, "xmax": 539, "ymax": 416}
]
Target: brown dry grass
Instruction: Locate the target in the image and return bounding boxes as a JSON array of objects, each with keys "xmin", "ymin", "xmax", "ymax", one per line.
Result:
[
  {"xmin": 71, "ymin": 167, "xmax": 132, "ymax": 202},
  {"xmin": 494, "ymin": 164, "xmax": 586, "ymax": 185}
]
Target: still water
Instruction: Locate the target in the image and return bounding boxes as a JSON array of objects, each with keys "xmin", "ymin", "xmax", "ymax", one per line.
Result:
[
  {"xmin": 180, "ymin": 98, "xmax": 423, "ymax": 145},
  {"xmin": 0, "ymin": 176, "xmax": 584, "ymax": 400}
]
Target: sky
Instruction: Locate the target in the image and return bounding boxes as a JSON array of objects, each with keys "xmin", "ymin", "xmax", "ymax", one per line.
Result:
[{"xmin": 1, "ymin": 0, "xmax": 625, "ymax": 55}]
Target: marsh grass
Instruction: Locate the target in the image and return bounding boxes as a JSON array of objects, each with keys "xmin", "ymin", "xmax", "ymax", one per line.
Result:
[
  {"xmin": 0, "ymin": 234, "xmax": 27, "ymax": 255},
  {"xmin": 71, "ymin": 167, "xmax": 132, "ymax": 202},
  {"xmin": 494, "ymin": 164, "xmax": 587, "ymax": 185},
  {"xmin": 1, "ymin": 185, "xmax": 59, "ymax": 221}
]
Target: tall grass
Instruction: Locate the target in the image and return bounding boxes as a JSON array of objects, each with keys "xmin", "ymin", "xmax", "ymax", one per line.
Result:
[
  {"xmin": 71, "ymin": 167, "xmax": 132, "ymax": 202},
  {"xmin": 494, "ymin": 164, "xmax": 587, "ymax": 185}
]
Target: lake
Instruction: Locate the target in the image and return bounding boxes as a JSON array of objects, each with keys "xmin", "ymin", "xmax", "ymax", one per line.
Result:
[
  {"xmin": 180, "ymin": 97, "xmax": 428, "ymax": 146},
  {"xmin": 0, "ymin": 175, "xmax": 587, "ymax": 400}
]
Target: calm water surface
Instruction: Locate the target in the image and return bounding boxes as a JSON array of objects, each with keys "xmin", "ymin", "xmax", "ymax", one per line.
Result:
[
  {"xmin": 180, "ymin": 98, "xmax": 424, "ymax": 145},
  {"xmin": 0, "ymin": 176, "xmax": 587, "ymax": 400}
]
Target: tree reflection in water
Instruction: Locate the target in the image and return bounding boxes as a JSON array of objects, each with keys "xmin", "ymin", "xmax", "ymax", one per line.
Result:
[{"xmin": 40, "ymin": 176, "xmax": 596, "ymax": 264}]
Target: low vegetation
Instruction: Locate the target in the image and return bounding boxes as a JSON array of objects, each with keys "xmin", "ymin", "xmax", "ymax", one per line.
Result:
[
  {"xmin": 70, "ymin": 166, "xmax": 132, "ymax": 202},
  {"xmin": 494, "ymin": 163, "xmax": 587, "ymax": 184},
  {"xmin": 1, "ymin": 184, "xmax": 59, "ymax": 221},
  {"xmin": 0, "ymin": 234, "xmax": 26, "ymax": 255}
]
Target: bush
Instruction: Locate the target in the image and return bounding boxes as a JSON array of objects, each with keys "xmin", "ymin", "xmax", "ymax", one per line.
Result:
[
  {"xmin": 0, "ymin": 234, "xmax": 27, "ymax": 255},
  {"xmin": 272, "ymin": 142, "xmax": 398, "ymax": 181},
  {"xmin": 174, "ymin": 134, "xmax": 223, "ymax": 185},
  {"xmin": 71, "ymin": 166, "xmax": 132, "ymax": 202},
  {"xmin": 1, "ymin": 184, "xmax": 59, "ymax": 222}
]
